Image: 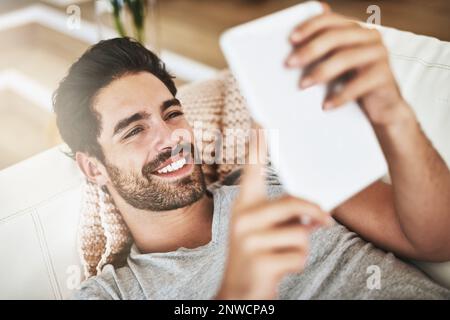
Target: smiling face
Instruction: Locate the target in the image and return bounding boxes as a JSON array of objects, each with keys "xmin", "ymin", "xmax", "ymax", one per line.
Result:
[{"xmin": 93, "ymin": 71, "xmax": 206, "ymax": 211}]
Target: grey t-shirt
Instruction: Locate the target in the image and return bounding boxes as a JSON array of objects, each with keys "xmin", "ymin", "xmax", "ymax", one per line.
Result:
[{"xmin": 73, "ymin": 183, "xmax": 450, "ymax": 300}]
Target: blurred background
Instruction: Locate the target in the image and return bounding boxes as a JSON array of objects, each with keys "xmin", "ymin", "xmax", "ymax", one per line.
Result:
[{"xmin": 0, "ymin": 0, "xmax": 449, "ymax": 170}]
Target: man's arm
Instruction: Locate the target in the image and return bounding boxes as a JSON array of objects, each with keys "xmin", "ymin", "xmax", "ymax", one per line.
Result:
[
  {"xmin": 286, "ymin": 6, "xmax": 450, "ymax": 261},
  {"xmin": 334, "ymin": 104, "xmax": 450, "ymax": 262}
]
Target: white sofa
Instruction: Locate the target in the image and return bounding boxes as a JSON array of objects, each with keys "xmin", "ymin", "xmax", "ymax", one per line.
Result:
[{"xmin": 1, "ymin": 23, "xmax": 450, "ymax": 299}]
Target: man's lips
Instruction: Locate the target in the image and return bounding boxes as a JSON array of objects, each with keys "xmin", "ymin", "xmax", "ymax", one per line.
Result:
[
  {"xmin": 150, "ymin": 151, "xmax": 194, "ymax": 179},
  {"xmin": 152, "ymin": 151, "xmax": 186, "ymax": 173}
]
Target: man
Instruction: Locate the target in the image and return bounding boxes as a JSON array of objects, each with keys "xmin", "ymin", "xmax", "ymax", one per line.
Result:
[{"xmin": 54, "ymin": 6, "xmax": 450, "ymax": 299}]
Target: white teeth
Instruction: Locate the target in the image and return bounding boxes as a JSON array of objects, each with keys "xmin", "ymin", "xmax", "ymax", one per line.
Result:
[{"xmin": 156, "ymin": 157, "xmax": 186, "ymax": 174}]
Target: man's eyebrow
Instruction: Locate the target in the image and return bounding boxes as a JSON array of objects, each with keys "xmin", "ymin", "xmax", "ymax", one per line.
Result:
[
  {"xmin": 113, "ymin": 111, "xmax": 150, "ymax": 137},
  {"xmin": 161, "ymin": 98, "xmax": 181, "ymax": 112}
]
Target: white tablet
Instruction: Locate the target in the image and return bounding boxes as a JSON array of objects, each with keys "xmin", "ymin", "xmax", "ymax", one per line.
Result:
[{"xmin": 220, "ymin": 1, "xmax": 387, "ymax": 211}]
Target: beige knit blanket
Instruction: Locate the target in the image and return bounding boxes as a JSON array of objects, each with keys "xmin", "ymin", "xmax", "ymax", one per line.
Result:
[{"xmin": 78, "ymin": 70, "xmax": 252, "ymax": 278}]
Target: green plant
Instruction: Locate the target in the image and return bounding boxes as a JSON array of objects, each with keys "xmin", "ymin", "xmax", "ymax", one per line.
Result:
[{"xmin": 110, "ymin": 0, "xmax": 147, "ymax": 43}]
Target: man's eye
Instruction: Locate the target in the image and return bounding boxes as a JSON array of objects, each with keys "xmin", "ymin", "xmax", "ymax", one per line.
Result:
[
  {"xmin": 166, "ymin": 111, "xmax": 184, "ymax": 120},
  {"xmin": 124, "ymin": 127, "xmax": 143, "ymax": 139}
]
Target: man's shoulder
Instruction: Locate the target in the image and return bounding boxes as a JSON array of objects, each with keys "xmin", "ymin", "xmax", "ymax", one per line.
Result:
[{"xmin": 72, "ymin": 264, "xmax": 141, "ymax": 300}]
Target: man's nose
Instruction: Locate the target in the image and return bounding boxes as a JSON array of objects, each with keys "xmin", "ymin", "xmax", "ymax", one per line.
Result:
[{"xmin": 152, "ymin": 119, "xmax": 180, "ymax": 152}]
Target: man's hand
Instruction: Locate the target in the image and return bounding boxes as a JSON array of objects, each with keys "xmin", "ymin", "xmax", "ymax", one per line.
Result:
[
  {"xmin": 285, "ymin": 5, "xmax": 409, "ymax": 127},
  {"xmin": 215, "ymin": 140, "xmax": 332, "ymax": 300},
  {"xmin": 283, "ymin": 4, "xmax": 450, "ymax": 261}
]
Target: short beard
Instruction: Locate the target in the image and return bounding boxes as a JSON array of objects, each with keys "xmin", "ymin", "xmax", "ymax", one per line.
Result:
[{"xmin": 105, "ymin": 145, "xmax": 206, "ymax": 211}]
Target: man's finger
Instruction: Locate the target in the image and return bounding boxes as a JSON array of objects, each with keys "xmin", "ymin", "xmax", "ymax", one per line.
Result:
[
  {"xmin": 236, "ymin": 123, "xmax": 267, "ymax": 208},
  {"xmin": 286, "ymin": 27, "xmax": 380, "ymax": 69},
  {"xmin": 323, "ymin": 62, "xmax": 391, "ymax": 109},
  {"xmin": 242, "ymin": 225, "xmax": 310, "ymax": 254},
  {"xmin": 257, "ymin": 250, "xmax": 308, "ymax": 278},
  {"xmin": 299, "ymin": 43, "xmax": 387, "ymax": 89},
  {"xmin": 320, "ymin": 1, "xmax": 331, "ymax": 13},
  {"xmin": 237, "ymin": 195, "xmax": 332, "ymax": 233},
  {"xmin": 289, "ymin": 12, "xmax": 357, "ymax": 44}
]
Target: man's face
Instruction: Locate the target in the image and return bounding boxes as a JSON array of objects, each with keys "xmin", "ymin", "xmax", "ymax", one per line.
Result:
[{"xmin": 94, "ymin": 71, "xmax": 206, "ymax": 211}]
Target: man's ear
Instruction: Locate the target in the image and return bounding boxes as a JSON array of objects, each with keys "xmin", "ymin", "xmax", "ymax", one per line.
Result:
[{"xmin": 75, "ymin": 152, "xmax": 109, "ymax": 186}]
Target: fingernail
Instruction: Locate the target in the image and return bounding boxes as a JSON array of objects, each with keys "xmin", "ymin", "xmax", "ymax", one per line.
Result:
[
  {"xmin": 290, "ymin": 32, "xmax": 302, "ymax": 43},
  {"xmin": 287, "ymin": 55, "xmax": 300, "ymax": 67},
  {"xmin": 323, "ymin": 100, "xmax": 334, "ymax": 110},
  {"xmin": 300, "ymin": 77, "xmax": 314, "ymax": 89}
]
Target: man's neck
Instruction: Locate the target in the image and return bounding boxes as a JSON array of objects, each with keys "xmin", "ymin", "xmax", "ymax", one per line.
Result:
[{"xmin": 109, "ymin": 189, "xmax": 214, "ymax": 254}]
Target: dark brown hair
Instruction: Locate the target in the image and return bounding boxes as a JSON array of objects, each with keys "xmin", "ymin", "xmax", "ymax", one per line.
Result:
[{"xmin": 53, "ymin": 37, "xmax": 177, "ymax": 163}]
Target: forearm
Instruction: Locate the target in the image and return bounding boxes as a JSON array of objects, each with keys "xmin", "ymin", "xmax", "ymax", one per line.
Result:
[{"xmin": 373, "ymin": 101, "xmax": 450, "ymax": 258}]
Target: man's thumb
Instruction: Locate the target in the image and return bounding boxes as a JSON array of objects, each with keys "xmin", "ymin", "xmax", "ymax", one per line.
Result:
[{"xmin": 237, "ymin": 125, "xmax": 267, "ymax": 207}]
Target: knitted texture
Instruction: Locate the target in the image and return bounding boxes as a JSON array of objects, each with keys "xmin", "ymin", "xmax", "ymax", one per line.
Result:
[{"xmin": 78, "ymin": 70, "xmax": 252, "ymax": 278}]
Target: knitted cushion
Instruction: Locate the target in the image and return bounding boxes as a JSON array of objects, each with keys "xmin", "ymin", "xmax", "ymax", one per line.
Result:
[{"xmin": 78, "ymin": 70, "xmax": 252, "ymax": 278}]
